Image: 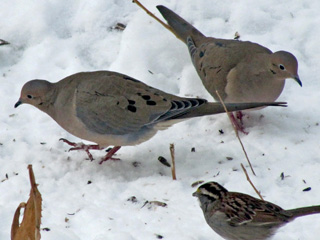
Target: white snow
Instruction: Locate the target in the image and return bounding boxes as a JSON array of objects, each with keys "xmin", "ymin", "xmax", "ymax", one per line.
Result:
[{"xmin": 1, "ymin": 0, "xmax": 320, "ymax": 239}]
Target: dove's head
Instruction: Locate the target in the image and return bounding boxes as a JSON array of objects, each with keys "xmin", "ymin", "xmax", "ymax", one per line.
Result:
[
  {"xmin": 15, "ymin": 80, "xmax": 53, "ymax": 108},
  {"xmin": 270, "ymin": 51, "xmax": 302, "ymax": 86}
]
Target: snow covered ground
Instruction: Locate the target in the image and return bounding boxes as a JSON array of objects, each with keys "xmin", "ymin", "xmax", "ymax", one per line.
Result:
[{"xmin": 1, "ymin": 0, "xmax": 320, "ymax": 239}]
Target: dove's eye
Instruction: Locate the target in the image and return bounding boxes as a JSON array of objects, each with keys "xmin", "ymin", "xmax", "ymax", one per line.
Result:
[
  {"xmin": 27, "ymin": 95, "xmax": 33, "ymax": 99},
  {"xmin": 279, "ymin": 64, "xmax": 285, "ymax": 71}
]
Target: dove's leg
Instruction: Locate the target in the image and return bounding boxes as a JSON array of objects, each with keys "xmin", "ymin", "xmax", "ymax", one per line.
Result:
[
  {"xmin": 59, "ymin": 138, "xmax": 103, "ymax": 161},
  {"xmin": 99, "ymin": 146, "xmax": 121, "ymax": 164},
  {"xmin": 229, "ymin": 112, "xmax": 248, "ymax": 135},
  {"xmin": 236, "ymin": 111, "xmax": 245, "ymax": 124},
  {"xmin": 60, "ymin": 138, "xmax": 121, "ymax": 163}
]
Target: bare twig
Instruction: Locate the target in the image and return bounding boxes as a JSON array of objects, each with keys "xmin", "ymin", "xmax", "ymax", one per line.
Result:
[
  {"xmin": 170, "ymin": 143, "xmax": 176, "ymax": 180},
  {"xmin": 131, "ymin": 0, "xmax": 182, "ymax": 40},
  {"xmin": 241, "ymin": 164, "xmax": 264, "ymax": 200},
  {"xmin": 215, "ymin": 90, "xmax": 256, "ymax": 176}
]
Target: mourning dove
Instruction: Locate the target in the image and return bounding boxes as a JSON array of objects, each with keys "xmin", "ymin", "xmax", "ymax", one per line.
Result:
[
  {"xmin": 154, "ymin": 5, "xmax": 301, "ymax": 132},
  {"xmin": 15, "ymin": 71, "xmax": 286, "ymax": 163},
  {"xmin": 193, "ymin": 182, "xmax": 320, "ymax": 240}
]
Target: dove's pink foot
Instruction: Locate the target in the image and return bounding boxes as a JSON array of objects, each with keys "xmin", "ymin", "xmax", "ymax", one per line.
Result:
[
  {"xmin": 229, "ymin": 111, "xmax": 248, "ymax": 135},
  {"xmin": 59, "ymin": 138, "xmax": 102, "ymax": 160},
  {"xmin": 59, "ymin": 138, "xmax": 121, "ymax": 163},
  {"xmin": 99, "ymin": 146, "xmax": 121, "ymax": 164}
]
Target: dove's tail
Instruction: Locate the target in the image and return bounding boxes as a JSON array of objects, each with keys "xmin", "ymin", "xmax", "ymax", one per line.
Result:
[
  {"xmin": 287, "ymin": 205, "xmax": 320, "ymax": 219},
  {"xmin": 181, "ymin": 101, "xmax": 287, "ymax": 119},
  {"xmin": 154, "ymin": 101, "xmax": 287, "ymax": 130},
  {"xmin": 157, "ymin": 5, "xmax": 205, "ymax": 44}
]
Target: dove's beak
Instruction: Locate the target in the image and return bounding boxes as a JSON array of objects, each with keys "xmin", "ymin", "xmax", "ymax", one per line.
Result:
[
  {"xmin": 293, "ymin": 75, "xmax": 302, "ymax": 87},
  {"xmin": 14, "ymin": 99, "xmax": 22, "ymax": 108}
]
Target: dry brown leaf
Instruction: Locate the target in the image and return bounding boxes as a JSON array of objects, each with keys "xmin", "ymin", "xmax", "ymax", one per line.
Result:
[{"xmin": 11, "ymin": 165, "xmax": 42, "ymax": 240}]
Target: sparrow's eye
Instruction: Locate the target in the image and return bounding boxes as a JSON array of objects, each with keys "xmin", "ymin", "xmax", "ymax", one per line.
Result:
[{"xmin": 27, "ymin": 95, "xmax": 33, "ymax": 99}]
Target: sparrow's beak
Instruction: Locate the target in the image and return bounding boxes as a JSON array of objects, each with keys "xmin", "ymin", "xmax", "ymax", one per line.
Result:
[
  {"xmin": 14, "ymin": 99, "xmax": 22, "ymax": 108},
  {"xmin": 192, "ymin": 190, "xmax": 200, "ymax": 197}
]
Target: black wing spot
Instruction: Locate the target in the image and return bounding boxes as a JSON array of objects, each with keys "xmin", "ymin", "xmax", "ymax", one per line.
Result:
[
  {"xmin": 128, "ymin": 99, "xmax": 135, "ymax": 105},
  {"xmin": 146, "ymin": 100, "xmax": 156, "ymax": 106},
  {"xmin": 127, "ymin": 105, "xmax": 137, "ymax": 112},
  {"xmin": 142, "ymin": 95, "xmax": 151, "ymax": 100}
]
